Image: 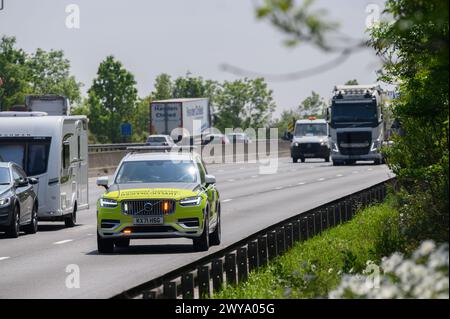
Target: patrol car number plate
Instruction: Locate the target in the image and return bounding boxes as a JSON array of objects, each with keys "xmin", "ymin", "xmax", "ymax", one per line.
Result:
[{"xmin": 133, "ymin": 217, "xmax": 163, "ymax": 225}]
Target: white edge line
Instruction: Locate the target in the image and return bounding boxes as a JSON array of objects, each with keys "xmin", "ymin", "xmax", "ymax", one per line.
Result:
[{"xmin": 53, "ymin": 239, "xmax": 73, "ymax": 245}]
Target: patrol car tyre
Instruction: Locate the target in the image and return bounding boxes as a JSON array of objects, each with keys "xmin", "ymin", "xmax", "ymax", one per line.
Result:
[
  {"xmin": 325, "ymin": 156, "xmax": 330, "ymax": 163},
  {"xmin": 209, "ymin": 205, "xmax": 221, "ymax": 246},
  {"xmin": 374, "ymin": 159, "xmax": 382, "ymax": 165},
  {"xmin": 193, "ymin": 212, "xmax": 210, "ymax": 252},
  {"xmin": 64, "ymin": 205, "xmax": 77, "ymax": 228},
  {"xmin": 115, "ymin": 238, "xmax": 131, "ymax": 248},
  {"xmin": 300, "ymin": 157, "xmax": 306, "ymax": 163},
  {"xmin": 97, "ymin": 232, "xmax": 114, "ymax": 254},
  {"xmin": 292, "ymin": 157, "xmax": 298, "ymax": 163}
]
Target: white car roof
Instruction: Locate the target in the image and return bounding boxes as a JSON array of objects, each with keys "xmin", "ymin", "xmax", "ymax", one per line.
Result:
[
  {"xmin": 296, "ymin": 119, "xmax": 327, "ymax": 124},
  {"xmin": 123, "ymin": 152, "xmax": 196, "ymax": 162}
]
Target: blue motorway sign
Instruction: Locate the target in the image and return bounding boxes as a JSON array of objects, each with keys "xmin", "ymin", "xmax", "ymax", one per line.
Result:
[{"xmin": 121, "ymin": 123, "xmax": 132, "ymax": 137}]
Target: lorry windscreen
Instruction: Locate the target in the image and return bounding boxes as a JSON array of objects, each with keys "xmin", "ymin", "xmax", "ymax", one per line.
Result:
[
  {"xmin": 332, "ymin": 102, "xmax": 377, "ymax": 123},
  {"xmin": 0, "ymin": 138, "xmax": 51, "ymax": 176},
  {"xmin": 294, "ymin": 124, "xmax": 327, "ymax": 137}
]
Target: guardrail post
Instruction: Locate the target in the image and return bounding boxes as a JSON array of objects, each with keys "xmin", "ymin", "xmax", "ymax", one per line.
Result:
[
  {"xmin": 300, "ymin": 216, "xmax": 308, "ymax": 240},
  {"xmin": 225, "ymin": 253, "xmax": 237, "ymax": 287},
  {"xmin": 276, "ymin": 227, "xmax": 286, "ymax": 255},
  {"xmin": 285, "ymin": 224, "xmax": 293, "ymax": 249},
  {"xmin": 212, "ymin": 259, "xmax": 224, "ymax": 293},
  {"xmin": 267, "ymin": 231, "xmax": 278, "ymax": 261},
  {"xmin": 327, "ymin": 206, "xmax": 335, "ymax": 228},
  {"xmin": 182, "ymin": 273, "xmax": 194, "ymax": 299},
  {"xmin": 292, "ymin": 220, "xmax": 300, "ymax": 242},
  {"xmin": 143, "ymin": 289, "xmax": 158, "ymax": 299},
  {"xmin": 248, "ymin": 241, "xmax": 259, "ymax": 272},
  {"xmin": 163, "ymin": 281, "xmax": 178, "ymax": 299},
  {"xmin": 237, "ymin": 247, "xmax": 248, "ymax": 283},
  {"xmin": 314, "ymin": 211, "xmax": 322, "ymax": 235},
  {"xmin": 321, "ymin": 209, "xmax": 328, "ymax": 231},
  {"xmin": 258, "ymin": 236, "xmax": 268, "ymax": 267},
  {"xmin": 308, "ymin": 214, "xmax": 315, "ymax": 237},
  {"xmin": 346, "ymin": 199, "xmax": 352, "ymax": 220},
  {"xmin": 197, "ymin": 266, "xmax": 210, "ymax": 299}
]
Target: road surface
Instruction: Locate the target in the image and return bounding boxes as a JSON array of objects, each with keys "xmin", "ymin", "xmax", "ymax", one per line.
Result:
[{"xmin": 0, "ymin": 158, "xmax": 393, "ymax": 298}]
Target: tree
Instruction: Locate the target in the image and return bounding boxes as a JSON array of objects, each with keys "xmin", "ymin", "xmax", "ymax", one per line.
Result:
[
  {"xmin": 297, "ymin": 91, "xmax": 326, "ymax": 118},
  {"xmin": 87, "ymin": 56, "xmax": 138, "ymax": 143},
  {"xmin": 345, "ymin": 79, "xmax": 359, "ymax": 85},
  {"xmin": 172, "ymin": 73, "xmax": 209, "ymax": 98},
  {"xmin": 0, "ymin": 36, "xmax": 30, "ymax": 110},
  {"xmin": 215, "ymin": 78, "xmax": 275, "ymax": 131},
  {"xmin": 152, "ymin": 73, "xmax": 172, "ymax": 100},
  {"xmin": 369, "ymin": 0, "xmax": 448, "ymax": 242},
  {"xmin": 26, "ymin": 48, "xmax": 82, "ymax": 104}
]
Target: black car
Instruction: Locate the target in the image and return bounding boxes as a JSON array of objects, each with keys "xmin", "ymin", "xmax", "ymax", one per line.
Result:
[{"xmin": 0, "ymin": 162, "xmax": 39, "ymax": 238}]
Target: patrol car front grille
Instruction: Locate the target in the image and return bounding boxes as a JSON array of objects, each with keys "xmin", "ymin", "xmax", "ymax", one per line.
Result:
[{"xmin": 121, "ymin": 199, "xmax": 176, "ymax": 216}]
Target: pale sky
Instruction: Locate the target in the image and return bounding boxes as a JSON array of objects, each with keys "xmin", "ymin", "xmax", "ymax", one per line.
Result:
[{"xmin": 0, "ymin": 0, "xmax": 386, "ymax": 117}]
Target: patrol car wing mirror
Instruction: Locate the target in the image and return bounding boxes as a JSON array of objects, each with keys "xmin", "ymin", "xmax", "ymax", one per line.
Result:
[
  {"xmin": 97, "ymin": 176, "xmax": 109, "ymax": 189},
  {"xmin": 205, "ymin": 175, "xmax": 216, "ymax": 186}
]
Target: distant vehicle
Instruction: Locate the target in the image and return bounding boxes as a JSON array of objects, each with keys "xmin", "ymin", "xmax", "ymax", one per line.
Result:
[
  {"xmin": 0, "ymin": 162, "xmax": 39, "ymax": 238},
  {"xmin": 226, "ymin": 133, "xmax": 252, "ymax": 144},
  {"xmin": 0, "ymin": 112, "xmax": 89, "ymax": 227},
  {"xmin": 145, "ymin": 135, "xmax": 175, "ymax": 147},
  {"xmin": 25, "ymin": 95, "xmax": 71, "ymax": 116},
  {"xmin": 150, "ymin": 98, "xmax": 210, "ymax": 143},
  {"xmin": 291, "ymin": 117, "xmax": 330, "ymax": 163},
  {"xmin": 96, "ymin": 151, "xmax": 221, "ymax": 254},
  {"xmin": 327, "ymin": 84, "xmax": 386, "ymax": 166},
  {"xmin": 202, "ymin": 134, "xmax": 230, "ymax": 145}
]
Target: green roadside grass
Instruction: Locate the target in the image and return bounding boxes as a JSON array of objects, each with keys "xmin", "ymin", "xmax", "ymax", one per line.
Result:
[{"xmin": 213, "ymin": 198, "xmax": 403, "ymax": 299}]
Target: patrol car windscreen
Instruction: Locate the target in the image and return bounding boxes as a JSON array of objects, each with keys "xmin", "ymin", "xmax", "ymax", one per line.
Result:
[
  {"xmin": 0, "ymin": 138, "xmax": 51, "ymax": 176},
  {"xmin": 0, "ymin": 168, "xmax": 10, "ymax": 184},
  {"xmin": 115, "ymin": 160, "xmax": 198, "ymax": 184},
  {"xmin": 294, "ymin": 124, "xmax": 327, "ymax": 137}
]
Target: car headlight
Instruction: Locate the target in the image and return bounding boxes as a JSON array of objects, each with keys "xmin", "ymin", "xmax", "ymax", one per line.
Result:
[
  {"xmin": 331, "ymin": 142, "xmax": 339, "ymax": 152},
  {"xmin": 371, "ymin": 140, "xmax": 381, "ymax": 151},
  {"xmin": 179, "ymin": 196, "xmax": 202, "ymax": 207},
  {"xmin": 99, "ymin": 198, "xmax": 118, "ymax": 208},
  {"xmin": 0, "ymin": 198, "xmax": 10, "ymax": 207}
]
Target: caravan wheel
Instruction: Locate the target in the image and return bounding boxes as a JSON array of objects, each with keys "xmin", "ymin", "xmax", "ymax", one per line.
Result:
[{"xmin": 64, "ymin": 205, "xmax": 77, "ymax": 228}]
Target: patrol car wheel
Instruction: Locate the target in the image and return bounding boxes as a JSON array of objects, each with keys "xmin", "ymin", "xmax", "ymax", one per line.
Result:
[
  {"xmin": 209, "ymin": 205, "xmax": 221, "ymax": 246},
  {"xmin": 97, "ymin": 232, "xmax": 114, "ymax": 254},
  {"xmin": 193, "ymin": 211, "xmax": 210, "ymax": 252},
  {"xmin": 292, "ymin": 157, "xmax": 298, "ymax": 163},
  {"xmin": 24, "ymin": 203, "xmax": 38, "ymax": 234},
  {"xmin": 300, "ymin": 157, "xmax": 306, "ymax": 163},
  {"xmin": 6, "ymin": 205, "xmax": 20, "ymax": 238}
]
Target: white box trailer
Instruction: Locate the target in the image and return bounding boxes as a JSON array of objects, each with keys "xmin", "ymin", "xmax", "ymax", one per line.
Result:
[
  {"xmin": 150, "ymin": 98, "xmax": 210, "ymax": 143},
  {"xmin": 25, "ymin": 95, "xmax": 71, "ymax": 116},
  {"xmin": 0, "ymin": 112, "xmax": 89, "ymax": 226}
]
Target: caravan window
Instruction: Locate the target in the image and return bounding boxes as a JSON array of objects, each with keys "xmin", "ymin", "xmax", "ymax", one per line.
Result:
[{"xmin": 0, "ymin": 138, "xmax": 51, "ymax": 176}]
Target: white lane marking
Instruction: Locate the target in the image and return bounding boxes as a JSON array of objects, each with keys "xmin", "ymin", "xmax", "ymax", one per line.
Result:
[
  {"xmin": 274, "ymin": 186, "xmax": 283, "ymax": 190},
  {"xmin": 352, "ymin": 171, "xmax": 359, "ymax": 174},
  {"xmin": 368, "ymin": 168, "xmax": 373, "ymax": 171},
  {"xmin": 54, "ymin": 239, "xmax": 73, "ymax": 245},
  {"xmin": 336, "ymin": 174, "xmax": 343, "ymax": 177},
  {"xmin": 0, "ymin": 257, "xmax": 10, "ymax": 261},
  {"xmin": 227, "ymin": 179, "xmax": 235, "ymax": 182},
  {"xmin": 298, "ymin": 182, "xmax": 306, "ymax": 185},
  {"xmin": 222, "ymin": 199, "xmax": 233, "ymax": 203},
  {"xmin": 317, "ymin": 178, "xmax": 325, "ymax": 181},
  {"xmin": 251, "ymin": 175, "xmax": 258, "ymax": 178}
]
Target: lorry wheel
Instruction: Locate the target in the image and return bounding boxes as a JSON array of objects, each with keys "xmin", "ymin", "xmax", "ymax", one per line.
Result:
[
  {"xmin": 300, "ymin": 157, "xmax": 306, "ymax": 163},
  {"xmin": 374, "ymin": 159, "xmax": 382, "ymax": 165},
  {"xmin": 115, "ymin": 238, "xmax": 131, "ymax": 248},
  {"xmin": 325, "ymin": 156, "xmax": 330, "ymax": 162},
  {"xmin": 193, "ymin": 213, "xmax": 210, "ymax": 252},
  {"xmin": 97, "ymin": 232, "xmax": 114, "ymax": 254},
  {"xmin": 64, "ymin": 205, "xmax": 77, "ymax": 228},
  {"xmin": 6, "ymin": 205, "xmax": 20, "ymax": 238},
  {"xmin": 209, "ymin": 207, "xmax": 221, "ymax": 246},
  {"xmin": 23, "ymin": 204, "xmax": 38, "ymax": 234},
  {"xmin": 332, "ymin": 160, "xmax": 341, "ymax": 166},
  {"xmin": 292, "ymin": 157, "xmax": 298, "ymax": 163}
]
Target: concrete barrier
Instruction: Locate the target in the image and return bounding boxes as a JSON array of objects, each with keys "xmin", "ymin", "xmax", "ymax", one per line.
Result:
[{"xmin": 88, "ymin": 140, "xmax": 292, "ymax": 177}]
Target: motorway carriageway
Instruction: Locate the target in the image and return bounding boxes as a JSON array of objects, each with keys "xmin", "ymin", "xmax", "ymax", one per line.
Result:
[{"xmin": 0, "ymin": 158, "xmax": 394, "ymax": 298}]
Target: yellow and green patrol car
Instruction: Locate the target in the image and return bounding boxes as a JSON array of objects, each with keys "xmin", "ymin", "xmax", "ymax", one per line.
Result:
[{"xmin": 96, "ymin": 151, "xmax": 221, "ymax": 253}]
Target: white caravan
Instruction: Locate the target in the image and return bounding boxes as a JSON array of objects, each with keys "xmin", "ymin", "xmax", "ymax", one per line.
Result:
[{"xmin": 0, "ymin": 112, "xmax": 89, "ymax": 226}]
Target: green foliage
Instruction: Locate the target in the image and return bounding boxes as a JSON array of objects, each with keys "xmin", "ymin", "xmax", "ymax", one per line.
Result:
[
  {"xmin": 345, "ymin": 79, "xmax": 359, "ymax": 85},
  {"xmin": 26, "ymin": 48, "xmax": 82, "ymax": 104},
  {"xmin": 87, "ymin": 56, "xmax": 139, "ymax": 143},
  {"xmin": 0, "ymin": 36, "xmax": 31, "ymax": 110},
  {"xmin": 214, "ymin": 200, "xmax": 403, "ymax": 299},
  {"xmin": 214, "ymin": 78, "xmax": 276, "ymax": 131},
  {"xmin": 152, "ymin": 73, "xmax": 172, "ymax": 100},
  {"xmin": 298, "ymin": 90, "xmax": 326, "ymax": 118},
  {"xmin": 369, "ymin": 0, "xmax": 449, "ymax": 242}
]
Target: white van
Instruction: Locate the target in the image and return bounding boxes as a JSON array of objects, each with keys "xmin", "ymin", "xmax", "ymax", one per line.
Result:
[{"xmin": 0, "ymin": 112, "xmax": 89, "ymax": 227}]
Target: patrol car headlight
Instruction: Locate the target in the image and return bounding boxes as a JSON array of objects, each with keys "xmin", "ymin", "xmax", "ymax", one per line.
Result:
[
  {"xmin": 180, "ymin": 196, "xmax": 202, "ymax": 207},
  {"xmin": 0, "ymin": 197, "xmax": 10, "ymax": 207},
  {"xmin": 99, "ymin": 198, "xmax": 118, "ymax": 208}
]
